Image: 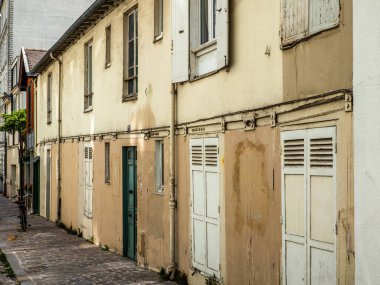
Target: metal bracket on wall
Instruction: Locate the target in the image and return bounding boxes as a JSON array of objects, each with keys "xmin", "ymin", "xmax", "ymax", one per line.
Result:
[
  {"xmin": 183, "ymin": 126, "xmax": 188, "ymax": 137},
  {"xmin": 270, "ymin": 112, "xmax": 277, "ymax": 127},
  {"xmin": 345, "ymin": 94, "xmax": 353, "ymax": 112},
  {"xmin": 221, "ymin": 117, "xmax": 226, "ymax": 133},
  {"xmin": 243, "ymin": 113, "xmax": 257, "ymax": 131}
]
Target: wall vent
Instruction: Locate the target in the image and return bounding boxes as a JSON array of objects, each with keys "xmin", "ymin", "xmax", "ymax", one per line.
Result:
[
  {"xmin": 191, "ymin": 145, "xmax": 203, "ymax": 166},
  {"xmin": 310, "ymin": 138, "xmax": 333, "ymax": 168},
  {"xmin": 284, "ymin": 139, "xmax": 305, "ymax": 167},
  {"xmin": 205, "ymin": 145, "xmax": 218, "ymax": 167}
]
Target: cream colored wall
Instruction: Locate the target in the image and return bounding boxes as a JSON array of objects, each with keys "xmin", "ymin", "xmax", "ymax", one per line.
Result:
[
  {"xmin": 36, "ymin": 61, "xmax": 60, "ymax": 143},
  {"xmin": 177, "ymin": 0, "xmax": 283, "ymax": 124},
  {"xmin": 53, "ymin": 0, "xmax": 171, "ymax": 138}
]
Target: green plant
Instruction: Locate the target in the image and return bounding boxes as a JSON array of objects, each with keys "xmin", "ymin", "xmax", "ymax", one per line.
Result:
[
  {"xmin": 0, "ymin": 250, "xmax": 15, "ymax": 278},
  {"xmin": 86, "ymin": 235, "xmax": 95, "ymax": 244},
  {"xmin": 0, "ymin": 110, "xmax": 26, "ymax": 133},
  {"xmin": 159, "ymin": 268, "xmax": 188, "ymax": 285},
  {"xmin": 101, "ymin": 244, "xmax": 110, "ymax": 251},
  {"xmin": 205, "ymin": 275, "xmax": 219, "ymax": 285}
]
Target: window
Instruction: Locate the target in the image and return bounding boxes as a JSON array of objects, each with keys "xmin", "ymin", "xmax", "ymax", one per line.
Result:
[
  {"xmin": 105, "ymin": 142, "xmax": 110, "ymax": 184},
  {"xmin": 47, "ymin": 73, "xmax": 52, "ymax": 124},
  {"xmin": 200, "ymin": 0, "xmax": 216, "ymax": 45},
  {"xmin": 282, "ymin": 0, "xmax": 339, "ymax": 46},
  {"xmin": 171, "ymin": 0, "xmax": 228, "ymax": 82},
  {"xmin": 18, "ymin": 92, "xmax": 26, "ymax": 110},
  {"xmin": 11, "ymin": 64, "xmax": 18, "ymax": 88},
  {"xmin": 123, "ymin": 9, "xmax": 138, "ymax": 100},
  {"xmin": 105, "ymin": 25, "xmax": 111, "ymax": 67},
  {"xmin": 155, "ymin": 140, "xmax": 164, "ymax": 193},
  {"xmin": 84, "ymin": 40, "xmax": 93, "ymax": 111},
  {"xmin": 154, "ymin": 0, "xmax": 163, "ymax": 40}
]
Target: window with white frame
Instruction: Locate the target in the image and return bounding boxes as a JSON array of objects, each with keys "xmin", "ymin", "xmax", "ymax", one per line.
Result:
[
  {"xmin": 154, "ymin": 0, "xmax": 163, "ymax": 40},
  {"xmin": 123, "ymin": 8, "xmax": 138, "ymax": 100},
  {"xmin": 47, "ymin": 73, "xmax": 52, "ymax": 124},
  {"xmin": 282, "ymin": 0, "xmax": 340, "ymax": 46},
  {"xmin": 11, "ymin": 64, "xmax": 18, "ymax": 88},
  {"xmin": 155, "ymin": 140, "xmax": 164, "ymax": 193},
  {"xmin": 171, "ymin": 0, "xmax": 228, "ymax": 82},
  {"xmin": 84, "ymin": 40, "xmax": 93, "ymax": 111},
  {"xmin": 18, "ymin": 92, "xmax": 26, "ymax": 110}
]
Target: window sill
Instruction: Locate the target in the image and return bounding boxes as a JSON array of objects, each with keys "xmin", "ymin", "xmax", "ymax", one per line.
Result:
[
  {"xmin": 153, "ymin": 33, "xmax": 163, "ymax": 43},
  {"xmin": 192, "ymin": 39, "xmax": 217, "ymax": 56},
  {"xmin": 122, "ymin": 94, "xmax": 137, "ymax": 102},
  {"xmin": 84, "ymin": 106, "xmax": 93, "ymax": 113}
]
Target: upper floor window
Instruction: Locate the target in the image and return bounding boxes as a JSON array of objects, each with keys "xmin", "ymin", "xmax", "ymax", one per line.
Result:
[
  {"xmin": 105, "ymin": 25, "xmax": 111, "ymax": 67},
  {"xmin": 282, "ymin": 0, "xmax": 340, "ymax": 46},
  {"xmin": 123, "ymin": 8, "xmax": 138, "ymax": 101},
  {"xmin": 200, "ymin": 0, "xmax": 216, "ymax": 45},
  {"xmin": 171, "ymin": 0, "xmax": 228, "ymax": 83},
  {"xmin": 154, "ymin": 0, "xmax": 163, "ymax": 40},
  {"xmin": 47, "ymin": 73, "xmax": 52, "ymax": 124},
  {"xmin": 11, "ymin": 64, "xmax": 17, "ymax": 88},
  {"xmin": 18, "ymin": 91, "xmax": 26, "ymax": 110},
  {"xmin": 84, "ymin": 39, "xmax": 93, "ymax": 111}
]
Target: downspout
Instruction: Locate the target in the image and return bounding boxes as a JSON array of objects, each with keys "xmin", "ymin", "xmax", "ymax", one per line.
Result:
[
  {"xmin": 50, "ymin": 53, "xmax": 62, "ymax": 222},
  {"xmin": 168, "ymin": 83, "xmax": 177, "ymax": 274}
]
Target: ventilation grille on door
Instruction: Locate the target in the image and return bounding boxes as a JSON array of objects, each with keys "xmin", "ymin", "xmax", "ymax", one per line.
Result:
[
  {"xmin": 283, "ymin": 139, "xmax": 305, "ymax": 167},
  {"xmin": 85, "ymin": 147, "xmax": 93, "ymax": 160},
  {"xmin": 191, "ymin": 145, "xmax": 203, "ymax": 166},
  {"xmin": 310, "ymin": 138, "xmax": 333, "ymax": 168},
  {"xmin": 205, "ymin": 145, "xmax": 218, "ymax": 167}
]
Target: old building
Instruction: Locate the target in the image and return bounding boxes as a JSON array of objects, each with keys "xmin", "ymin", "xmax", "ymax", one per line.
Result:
[
  {"xmin": 353, "ymin": 1, "xmax": 380, "ymax": 283},
  {"xmin": 32, "ymin": 0, "xmax": 354, "ymax": 284},
  {"xmin": 0, "ymin": 0, "xmax": 95, "ymax": 197}
]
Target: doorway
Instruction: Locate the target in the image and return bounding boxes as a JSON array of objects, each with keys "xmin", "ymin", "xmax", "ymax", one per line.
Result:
[
  {"xmin": 33, "ymin": 158, "xmax": 40, "ymax": 214},
  {"xmin": 122, "ymin": 147, "xmax": 137, "ymax": 260}
]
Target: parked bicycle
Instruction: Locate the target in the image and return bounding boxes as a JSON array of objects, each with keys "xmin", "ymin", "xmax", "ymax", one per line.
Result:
[{"xmin": 17, "ymin": 187, "xmax": 28, "ymax": 231}]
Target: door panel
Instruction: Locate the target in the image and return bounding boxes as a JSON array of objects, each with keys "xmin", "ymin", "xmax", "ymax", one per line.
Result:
[
  {"xmin": 281, "ymin": 127, "xmax": 336, "ymax": 285},
  {"xmin": 33, "ymin": 158, "xmax": 40, "ymax": 214},
  {"xmin": 286, "ymin": 241, "xmax": 306, "ymax": 285},
  {"xmin": 190, "ymin": 138, "xmax": 220, "ymax": 277},
  {"xmin": 123, "ymin": 147, "xmax": 137, "ymax": 260}
]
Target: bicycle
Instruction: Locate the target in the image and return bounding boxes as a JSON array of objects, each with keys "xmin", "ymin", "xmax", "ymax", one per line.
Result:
[{"xmin": 17, "ymin": 187, "xmax": 27, "ymax": 232}]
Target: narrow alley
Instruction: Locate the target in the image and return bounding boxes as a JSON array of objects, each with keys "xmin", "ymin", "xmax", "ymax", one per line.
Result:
[{"xmin": 0, "ymin": 195, "xmax": 173, "ymax": 285}]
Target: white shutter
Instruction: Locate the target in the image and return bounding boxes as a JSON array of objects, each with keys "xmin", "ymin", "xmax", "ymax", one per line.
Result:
[
  {"xmin": 309, "ymin": 0, "xmax": 339, "ymax": 35},
  {"xmin": 282, "ymin": 0, "xmax": 308, "ymax": 44},
  {"xmin": 216, "ymin": 0, "xmax": 229, "ymax": 69},
  {"xmin": 281, "ymin": 127, "xmax": 336, "ymax": 285},
  {"xmin": 84, "ymin": 145, "xmax": 93, "ymax": 218},
  {"xmin": 190, "ymin": 138, "xmax": 220, "ymax": 277},
  {"xmin": 171, "ymin": 0, "xmax": 189, "ymax": 83}
]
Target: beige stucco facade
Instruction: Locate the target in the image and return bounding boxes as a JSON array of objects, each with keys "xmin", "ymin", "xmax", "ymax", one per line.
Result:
[{"xmin": 32, "ymin": 0, "xmax": 354, "ymax": 284}]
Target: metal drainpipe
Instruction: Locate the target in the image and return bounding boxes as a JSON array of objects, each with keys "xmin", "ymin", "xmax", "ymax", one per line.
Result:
[
  {"xmin": 50, "ymin": 53, "xmax": 62, "ymax": 222},
  {"xmin": 168, "ymin": 83, "xmax": 177, "ymax": 274}
]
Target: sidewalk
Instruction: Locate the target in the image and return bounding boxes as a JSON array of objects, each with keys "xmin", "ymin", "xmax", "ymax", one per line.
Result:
[{"xmin": 0, "ymin": 195, "xmax": 174, "ymax": 285}]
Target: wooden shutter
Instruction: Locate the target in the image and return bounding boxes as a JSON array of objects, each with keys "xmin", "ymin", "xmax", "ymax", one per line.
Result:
[
  {"xmin": 84, "ymin": 145, "xmax": 93, "ymax": 218},
  {"xmin": 171, "ymin": 0, "xmax": 189, "ymax": 83},
  {"xmin": 281, "ymin": 127, "xmax": 336, "ymax": 285},
  {"xmin": 309, "ymin": 0, "xmax": 339, "ymax": 35},
  {"xmin": 190, "ymin": 138, "xmax": 220, "ymax": 277},
  {"xmin": 216, "ymin": 0, "xmax": 229, "ymax": 69},
  {"xmin": 282, "ymin": 0, "xmax": 308, "ymax": 45}
]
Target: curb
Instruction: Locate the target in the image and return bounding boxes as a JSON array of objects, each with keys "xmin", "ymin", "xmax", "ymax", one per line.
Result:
[{"xmin": 0, "ymin": 242, "xmax": 33, "ymax": 285}]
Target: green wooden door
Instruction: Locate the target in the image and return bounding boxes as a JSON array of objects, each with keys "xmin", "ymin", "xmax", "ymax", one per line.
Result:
[
  {"xmin": 33, "ymin": 158, "xmax": 40, "ymax": 215},
  {"xmin": 123, "ymin": 147, "xmax": 137, "ymax": 260}
]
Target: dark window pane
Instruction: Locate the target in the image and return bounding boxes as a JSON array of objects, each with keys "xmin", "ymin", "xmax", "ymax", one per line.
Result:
[
  {"xmin": 129, "ymin": 13, "xmax": 134, "ymax": 39},
  {"xmin": 129, "ymin": 41, "xmax": 134, "ymax": 68},
  {"xmin": 128, "ymin": 80, "xmax": 134, "ymax": 95},
  {"xmin": 213, "ymin": 0, "xmax": 217, "ymax": 39},
  {"xmin": 200, "ymin": 0, "xmax": 209, "ymax": 44}
]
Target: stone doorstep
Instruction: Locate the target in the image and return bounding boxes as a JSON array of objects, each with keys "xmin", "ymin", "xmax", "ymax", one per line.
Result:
[{"xmin": 0, "ymin": 241, "xmax": 33, "ymax": 285}]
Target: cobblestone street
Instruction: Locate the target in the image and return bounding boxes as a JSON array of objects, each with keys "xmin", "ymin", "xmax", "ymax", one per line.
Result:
[{"xmin": 0, "ymin": 195, "xmax": 174, "ymax": 285}]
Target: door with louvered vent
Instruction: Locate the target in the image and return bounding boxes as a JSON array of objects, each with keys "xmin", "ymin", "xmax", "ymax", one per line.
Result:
[
  {"xmin": 281, "ymin": 127, "xmax": 336, "ymax": 285},
  {"xmin": 190, "ymin": 138, "xmax": 220, "ymax": 277},
  {"xmin": 84, "ymin": 145, "xmax": 93, "ymax": 218}
]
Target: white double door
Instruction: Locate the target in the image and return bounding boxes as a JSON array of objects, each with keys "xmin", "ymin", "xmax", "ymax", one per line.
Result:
[
  {"xmin": 190, "ymin": 138, "xmax": 220, "ymax": 277},
  {"xmin": 281, "ymin": 127, "xmax": 336, "ymax": 285}
]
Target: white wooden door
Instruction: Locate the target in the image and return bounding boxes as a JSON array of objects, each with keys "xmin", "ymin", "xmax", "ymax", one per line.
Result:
[
  {"xmin": 281, "ymin": 127, "xmax": 336, "ymax": 285},
  {"xmin": 84, "ymin": 145, "xmax": 93, "ymax": 218},
  {"xmin": 190, "ymin": 138, "xmax": 220, "ymax": 277}
]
